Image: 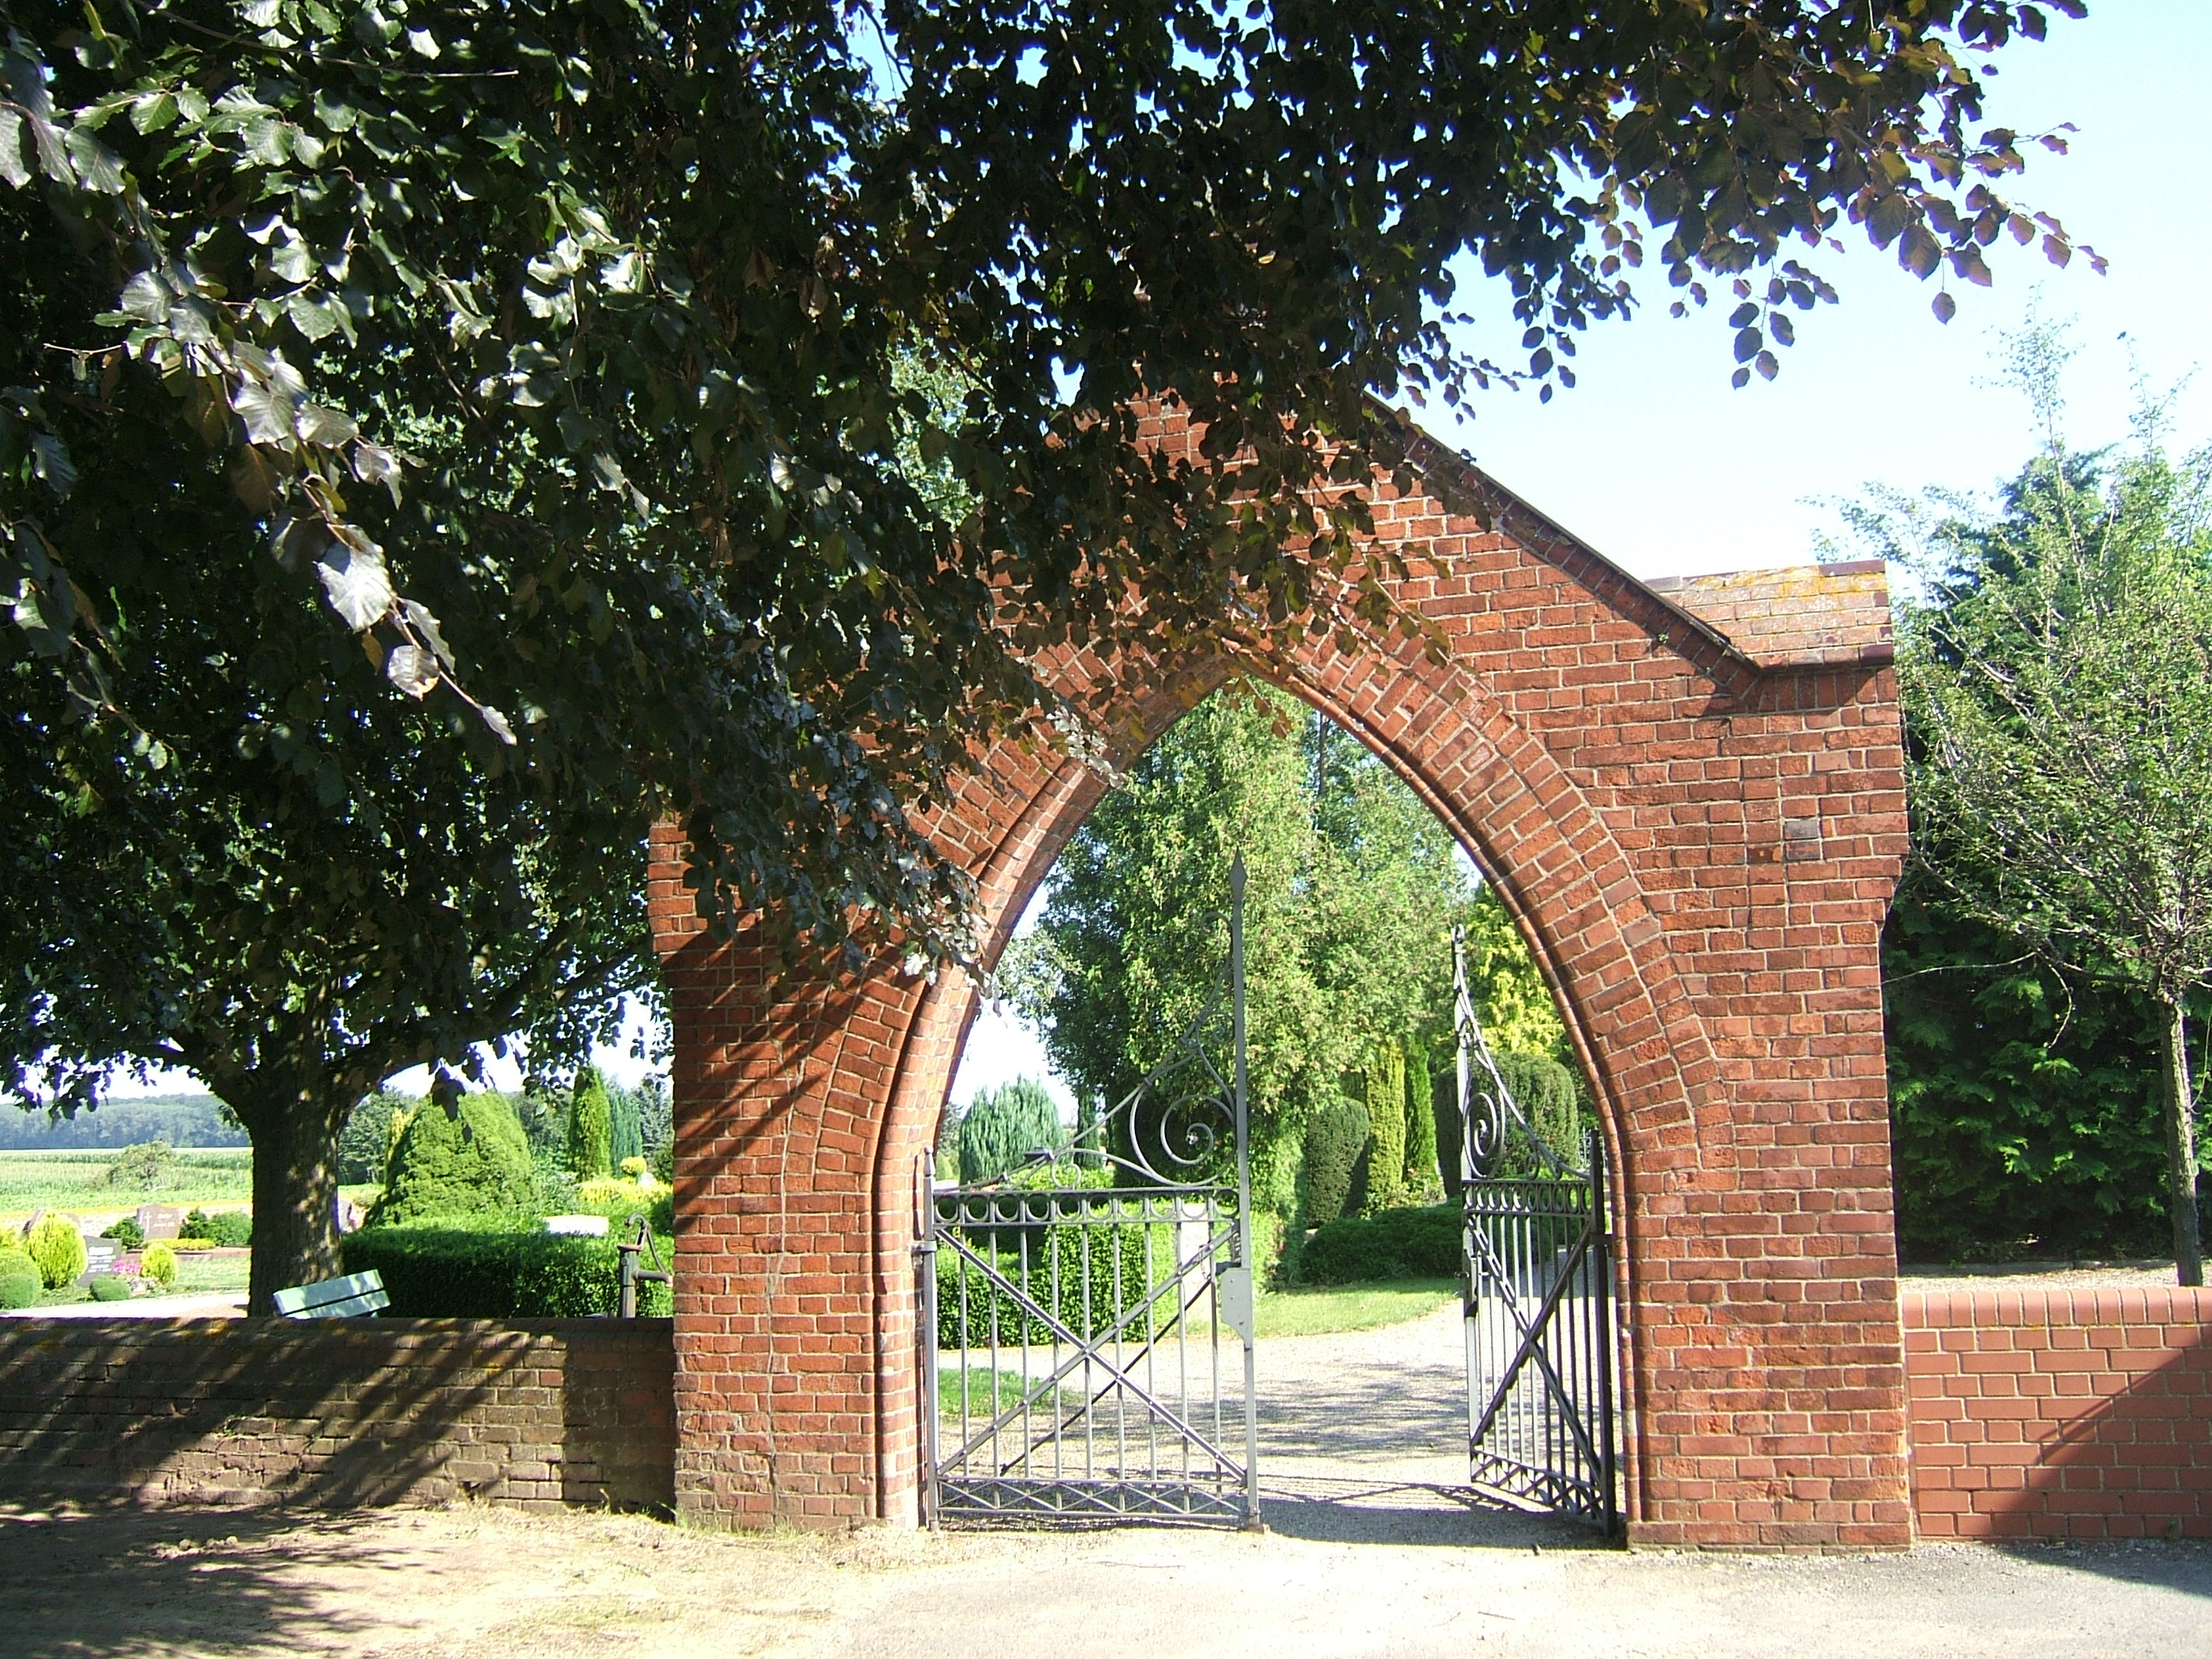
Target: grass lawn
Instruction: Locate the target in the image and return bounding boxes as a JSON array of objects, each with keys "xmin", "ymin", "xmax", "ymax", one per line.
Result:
[{"xmin": 1254, "ymin": 1277, "xmax": 1458, "ymax": 1340}]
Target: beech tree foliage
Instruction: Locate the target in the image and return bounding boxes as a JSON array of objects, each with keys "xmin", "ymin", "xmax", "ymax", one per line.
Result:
[{"xmin": 2, "ymin": 1, "xmax": 2089, "ymax": 1298}]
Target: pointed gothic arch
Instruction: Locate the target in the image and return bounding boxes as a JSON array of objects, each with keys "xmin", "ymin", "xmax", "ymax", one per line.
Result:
[{"xmin": 649, "ymin": 414, "xmax": 1911, "ymax": 1548}]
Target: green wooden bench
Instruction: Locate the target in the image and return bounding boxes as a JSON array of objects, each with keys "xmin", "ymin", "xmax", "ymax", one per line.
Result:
[{"xmin": 271, "ymin": 1269, "xmax": 389, "ymax": 1318}]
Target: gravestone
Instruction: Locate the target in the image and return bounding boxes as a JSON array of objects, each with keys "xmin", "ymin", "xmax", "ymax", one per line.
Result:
[{"xmin": 135, "ymin": 1205, "xmax": 185, "ymax": 1241}]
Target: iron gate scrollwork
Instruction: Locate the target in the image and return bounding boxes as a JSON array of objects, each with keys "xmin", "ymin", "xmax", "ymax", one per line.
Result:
[
  {"xmin": 1456, "ymin": 927, "xmax": 1620, "ymax": 1533},
  {"xmin": 916, "ymin": 858, "xmax": 1258, "ymax": 1528}
]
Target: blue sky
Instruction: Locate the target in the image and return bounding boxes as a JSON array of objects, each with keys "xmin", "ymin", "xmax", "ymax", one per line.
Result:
[{"xmin": 110, "ymin": 2, "xmax": 2207, "ymax": 1109}]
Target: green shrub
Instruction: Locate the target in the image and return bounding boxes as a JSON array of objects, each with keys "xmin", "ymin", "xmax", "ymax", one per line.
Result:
[
  {"xmin": 0, "ymin": 1273, "xmax": 40, "ymax": 1309},
  {"xmin": 566, "ymin": 1068, "xmax": 614, "ymax": 1181},
  {"xmin": 1300, "ymin": 1203, "xmax": 1462, "ymax": 1285},
  {"xmin": 609, "ymin": 1083, "xmax": 645, "ymax": 1170},
  {"xmin": 649, "ymin": 1139, "xmax": 675, "ymax": 1186},
  {"xmin": 180, "ymin": 1208, "xmax": 253, "ymax": 1247},
  {"xmin": 0, "ymin": 1244, "xmax": 40, "ymax": 1282},
  {"xmin": 336, "ymin": 1090, "xmax": 412, "ymax": 1185},
  {"xmin": 1298, "ymin": 1097, "xmax": 1369, "ymax": 1228},
  {"xmin": 1358, "ymin": 1041, "xmax": 1409, "ymax": 1213},
  {"xmin": 1404, "ymin": 1042, "xmax": 1439, "ymax": 1198},
  {"xmin": 935, "ymin": 1209, "xmax": 1159, "ymax": 1347},
  {"xmin": 1489, "ymin": 1050, "xmax": 1582, "ymax": 1174},
  {"xmin": 88, "ymin": 1274, "xmax": 131, "ymax": 1302},
  {"xmin": 958, "ymin": 1077, "xmax": 1066, "ymax": 1187},
  {"xmin": 102, "ymin": 1217, "xmax": 147, "ymax": 1250},
  {"xmin": 573, "ymin": 1177, "xmax": 675, "ymax": 1236},
  {"xmin": 26, "ymin": 1216, "xmax": 87, "ymax": 1288},
  {"xmin": 141, "ymin": 1242, "xmax": 179, "ymax": 1288},
  {"xmin": 341, "ymin": 1223, "xmax": 673, "ymax": 1318},
  {"xmin": 370, "ymin": 1093, "xmax": 537, "ymax": 1225}
]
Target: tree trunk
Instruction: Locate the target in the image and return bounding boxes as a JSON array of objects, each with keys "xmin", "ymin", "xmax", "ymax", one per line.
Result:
[
  {"xmin": 235, "ymin": 1094, "xmax": 348, "ymax": 1314},
  {"xmin": 2155, "ymin": 995, "xmax": 2204, "ymax": 1288}
]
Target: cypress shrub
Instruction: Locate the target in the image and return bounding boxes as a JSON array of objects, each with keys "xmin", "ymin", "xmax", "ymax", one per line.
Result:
[
  {"xmin": 958, "ymin": 1077, "xmax": 1066, "ymax": 1187},
  {"xmin": 341, "ymin": 1224, "xmax": 673, "ymax": 1318},
  {"xmin": 26, "ymin": 1215, "xmax": 86, "ymax": 1288},
  {"xmin": 566, "ymin": 1067, "xmax": 614, "ymax": 1181},
  {"xmin": 369, "ymin": 1092, "xmax": 537, "ymax": 1225},
  {"xmin": 0, "ymin": 1244, "xmax": 37, "ymax": 1282},
  {"xmin": 1300, "ymin": 1203, "xmax": 1462, "ymax": 1284},
  {"xmin": 1434, "ymin": 1063, "xmax": 1463, "ymax": 1204},
  {"xmin": 0, "ymin": 1272, "xmax": 39, "ymax": 1309},
  {"xmin": 1360, "ymin": 1039, "xmax": 1408, "ymax": 1214},
  {"xmin": 609, "ymin": 1084, "xmax": 645, "ymax": 1170},
  {"xmin": 1299, "ymin": 1096, "xmax": 1370, "ymax": 1227},
  {"xmin": 934, "ymin": 1101, "xmax": 963, "ymax": 1185},
  {"xmin": 1404, "ymin": 1041, "xmax": 1438, "ymax": 1198}
]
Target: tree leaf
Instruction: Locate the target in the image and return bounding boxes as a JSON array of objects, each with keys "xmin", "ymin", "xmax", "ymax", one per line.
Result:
[
  {"xmin": 385, "ymin": 642, "xmax": 440, "ymax": 697},
  {"xmin": 232, "ymin": 380, "xmax": 297, "ymax": 445},
  {"xmin": 317, "ymin": 541, "xmax": 395, "ymax": 630},
  {"xmin": 0, "ymin": 109, "xmax": 27, "ymax": 189},
  {"xmin": 295, "ymin": 404, "xmax": 360, "ymax": 447}
]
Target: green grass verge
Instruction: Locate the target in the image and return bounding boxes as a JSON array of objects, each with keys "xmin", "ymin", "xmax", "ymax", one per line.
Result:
[{"xmin": 1254, "ymin": 1277, "xmax": 1458, "ymax": 1339}]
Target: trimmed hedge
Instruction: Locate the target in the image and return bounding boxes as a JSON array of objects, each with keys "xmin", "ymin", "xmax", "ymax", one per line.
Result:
[
  {"xmin": 341, "ymin": 1223, "xmax": 673, "ymax": 1318},
  {"xmin": 88, "ymin": 1275, "xmax": 131, "ymax": 1302},
  {"xmin": 181, "ymin": 1208, "xmax": 252, "ymax": 1247},
  {"xmin": 934, "ymin": 1209, "xmax": 1164, "ymax": 1347},
  {"xmin": 1299, "ymin": 1203, "xmax": 1461, "ymax": 1284}
]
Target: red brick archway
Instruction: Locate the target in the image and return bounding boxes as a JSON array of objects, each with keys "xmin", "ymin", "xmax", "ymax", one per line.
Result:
[{"xmin": 649, "ymin": 414, "xmax": 1911, "ymax": 1547}]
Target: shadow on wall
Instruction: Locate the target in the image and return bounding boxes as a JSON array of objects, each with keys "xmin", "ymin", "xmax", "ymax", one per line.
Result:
[
  {"xmin": 0, "ymin": 1317, "xmax": 674, "ymax": 1512},
  {"xmin": 1906, "ymin": 1287, "xmax": 2211, "ymax": 1546}
]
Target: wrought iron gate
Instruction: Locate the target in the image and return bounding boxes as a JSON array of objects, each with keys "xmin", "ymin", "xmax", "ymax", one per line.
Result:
[
  {"xmin": 1455, "ymin": 929, "xmax": 1619, "ymax": 1532},
  {"xmin": 917, "ymin": 859, "xmax": 1258, "ymax": 1527}
]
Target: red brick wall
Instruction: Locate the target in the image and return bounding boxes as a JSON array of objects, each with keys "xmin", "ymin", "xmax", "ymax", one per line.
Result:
[
  {"xmin": 0, "ymin": 1318, "xmax": 674, "ymax": 1512},
  {"xmin": 1904, "ymin": 1286, "xmax": 2212, "ymax": 1540},
  {"xmin": 652, "ymin": 409, "xmax": 1912, "ymax": 1546}
]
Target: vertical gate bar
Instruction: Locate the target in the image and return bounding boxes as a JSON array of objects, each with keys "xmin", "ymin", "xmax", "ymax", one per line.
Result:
[
  {"xmin": 1592, "ymin": 1125, "xmax": 1620, "ymax": 1536},
  {"xmin": 1230, "ymin": 854, "xmax": 1259, "ymax": 1528},
  {"xmin": 917, "ymin": 1150, "xmax": 940, "ymax": 1529}
]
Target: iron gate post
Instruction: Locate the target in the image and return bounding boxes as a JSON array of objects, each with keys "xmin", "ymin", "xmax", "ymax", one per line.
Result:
[{"xmin": 1229, "ymin": 854, "xmax": 1260, "ymax": 1530}]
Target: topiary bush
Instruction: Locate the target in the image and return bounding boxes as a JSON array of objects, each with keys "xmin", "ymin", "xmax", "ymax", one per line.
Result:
[
  {"xmin": 370, "ymin": 1092, "xmax": 537, "ymax": 1225},
  {"xmin": 26, "ymin": 1216, "xmax": 87, "ymax": 1289},
  {"xmin": 0, "ymin": 1244, "xmax": 37, "ymax": 1282},
  {"xmin": 88, "ymin": 1275, "xmax": 132, "ymax": 1302},
  {"xmin": 1298, "ymin": 1096, "xmax": 1370, "ymax": 1228},
  {"xmin": 566, "ymin": 1068, "xmax": 614, "ymax": 1181},
  {"xmin": 1299, "ymin": 1203, "xmax": 1462, "ymax": 1285},
  {"xmin": 141, "ymin": 1242, "xmax": 179, "ymax": 1288},
  {"xmin": 340, "ymin": 1224, "xmax": 673, "ymax": 1318},
  {"xmin": 0, "ymin": 1273, "xmax": 40, "ymax": 1310}
]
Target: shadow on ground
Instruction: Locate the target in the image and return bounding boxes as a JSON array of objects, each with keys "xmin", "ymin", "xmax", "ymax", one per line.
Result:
[
  {"xmin": 0, "ymin": 1506, "xmax": 433, "ymax": 1657},
  {"xmin": 1258, "ymin": 1474, "xmax": 1602, "ymax": 1548}
]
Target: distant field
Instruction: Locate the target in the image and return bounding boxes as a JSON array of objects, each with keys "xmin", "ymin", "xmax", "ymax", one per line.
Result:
[{"xmin": 0, "ymin": 1147, "xmax": 254, "ymax": 1221}]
